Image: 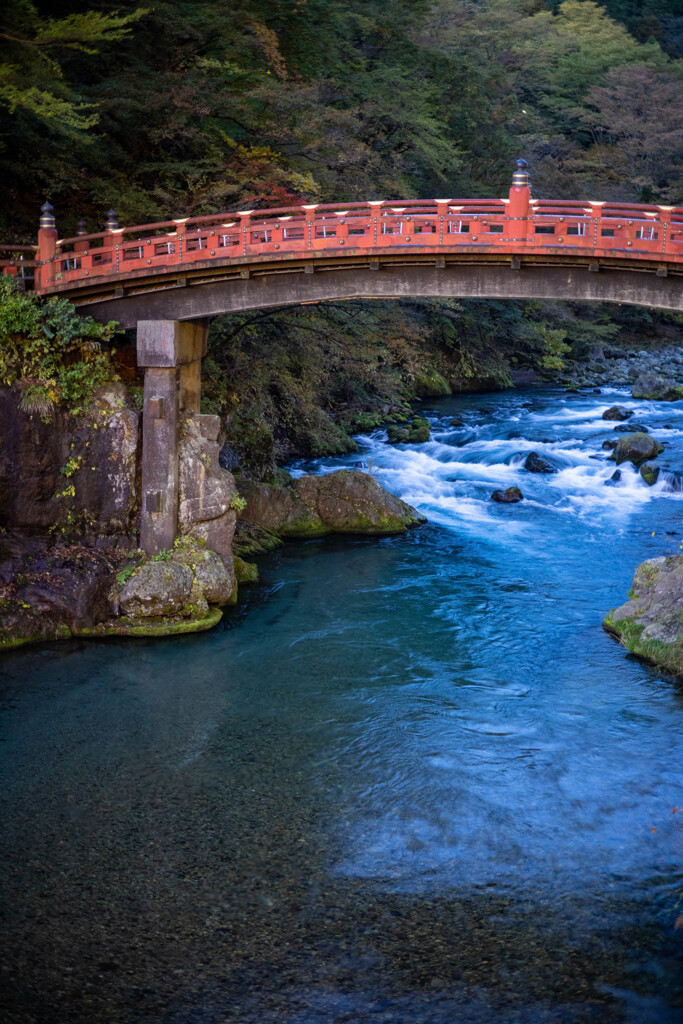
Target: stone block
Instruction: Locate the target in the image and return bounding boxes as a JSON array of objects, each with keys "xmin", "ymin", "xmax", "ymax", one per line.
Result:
[
  {"xmin": 195, "ymin": 414, "xmax": 221, "ymax": 442},
  {"xmin": 137, "ymin": 320, "xmax": 208, "ymax": 368}
]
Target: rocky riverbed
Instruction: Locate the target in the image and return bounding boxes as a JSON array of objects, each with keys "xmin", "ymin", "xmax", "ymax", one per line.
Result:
[{"xmin": 553, "ymin": 343, "xmax": 683, "ymax": 394}]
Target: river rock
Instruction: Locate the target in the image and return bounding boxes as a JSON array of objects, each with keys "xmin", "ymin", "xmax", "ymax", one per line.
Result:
[
  {"xmin": 237, "ymin": 470, "xmax": 426, "ymax": 537},
  {"xmin": 605, "ymin": 470, "xmax": 622, "ymax": 486},
  {"xmin": 524, "ymin": 451, "xmax": 555, "ymax": 474},
  {"xmin": 171, "ymin": 546, "xmax": 235, "ymax": 604},
  {"xmin": 233, "ymin": 555, "xmax": 258, "ymax": 584},
  {"xmin": 640, "ymin": 462, "xmax": 660, "ymax": 486},
  {"xmin": 119, "ymin": 561, "xmax": 194, "ymax": 617},
  {"xmin": 602, "ymin": 405, "xmax": 633, "ymax": 421},
  {"xmin": 491, "ymin": 486, "xmax": 523, "ymax": 503},
  {"xmin": 604, "ymin": 555, "xmax": 683, "ymax": 676},
  {"xmin": 614, "ymin": 422, "xmax": 649, "ymax": 433},
  {"xmin": 387, "ymin": 416, "xmax": 431, "ymax": 444},
  {"xmin": 631, "ymin": 373, "xmax": 683, "ymax": 402},
  {"xmin": 612, "ymin": 432, "xmax": 664, "ymax": 467},
  {"xmin": 602, "ymin": 439, "xmax": 618, "ymax": 450},
  {"xmin": 0, "ymin": 545, "xmax": 124, "ymax": 649}
]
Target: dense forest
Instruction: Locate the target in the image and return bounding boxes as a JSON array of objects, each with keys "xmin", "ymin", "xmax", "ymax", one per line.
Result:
[{"xmin": 1, "ymin": 0, "xmax": 682, "ymax": 472}]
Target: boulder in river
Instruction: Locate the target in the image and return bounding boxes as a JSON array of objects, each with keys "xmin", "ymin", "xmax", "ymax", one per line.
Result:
[
  {"xmin": 491, "ymin": 486, "xmax": 523, "ymax": 504},
  {"xmin": 602, "ymin": 405, "xmax": 633, "ymax": 421},
  {"xmin": 237, "ymin": 470, "xmax": 426, "ymax": 538},
  {"xmin": 640, "ymin": 462, "xmax": 660, "ymax": 486},
  {"xmin": 612, "ymin": 432, "xmax": 664, "ymax": 467},
  {"xmin": 631, "ymin": 373, "xmax": 683, "ymax": 402},
  {"xmin": 604, "ymin": 556, "xmax": 683, "ymax": 677},
  {"xmin": 614, "ymin": 422, "xmax": 649, "ymax": 433},
  {"xmin": 524, "ymin": 451, "xmax": 556, "ymax": 474},
  {"xmin": 604, "ymin": 470, "xmax": 622, "ymax": 486},
  {"xmin": 602, "ymin": 439, "xmax": 618, "ymax": 450}
]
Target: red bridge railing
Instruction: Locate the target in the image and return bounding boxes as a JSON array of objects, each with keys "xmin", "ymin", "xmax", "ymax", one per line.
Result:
[{"xmin": 16, "ymin": 163, "xmax": 683, "ymax": 296}]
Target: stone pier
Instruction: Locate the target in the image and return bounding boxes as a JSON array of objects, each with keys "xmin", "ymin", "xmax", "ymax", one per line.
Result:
[{"xmin": 137, "ymin": 319, "xmax": 208, "ymax": 555}]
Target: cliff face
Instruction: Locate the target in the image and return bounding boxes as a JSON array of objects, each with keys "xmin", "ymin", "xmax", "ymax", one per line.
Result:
[{"xmin": 0, "ymin": 385, "xmax": 141, "ymax": 543}]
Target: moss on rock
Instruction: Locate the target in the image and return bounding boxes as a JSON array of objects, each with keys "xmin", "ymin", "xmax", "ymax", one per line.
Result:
[
  {"xmin": 604, "ymin": 555, "xmax": 683, "ymax": 678},
  {"xmin": 233, "ymin": 555, "xmax": 259, "ymax": 584}
]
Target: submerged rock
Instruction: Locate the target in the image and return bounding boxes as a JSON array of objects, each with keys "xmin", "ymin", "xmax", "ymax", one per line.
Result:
[
  {"xmin": 238, "ymin": 470, "xmax": 426, "ymax": 538},
  {"xmin": 612, "ymin": 432, "xmax": 663, "ymax": 467},
  {"xmin": 491, "ymin": 486, "xmax": 524, "ymax": 504},
  {"xmin": 524, "ymin": 451, "xmax": 555, "ymax": 474},
  {"xmin": 602, "ymin": 405, "xmax": 633, "ymax": 421},
  {"xmin": 604, "ymin": 556, "xmax": 683, "ymax": 677}
]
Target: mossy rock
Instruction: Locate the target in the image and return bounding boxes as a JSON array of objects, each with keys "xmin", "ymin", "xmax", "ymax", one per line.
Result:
[
  {"xmin": 233, "ymin": 555, "xmax": 259, "ymax": 584},
  {"xmin": 604, "ymin": 555, "xmax": 683, "ymax": 678},
  {"xmin": 263, "ymin": 467, "xmax": 294, "ymax": 487},
  {"xmin": 611, "ymin": 432, "xmax": 664, "ymax": 467},
  {"xmin": 232, "ymin": 520, "xmax": 283, "ymax": 558},
  {"xmin": 413, "ymin": 368, "xmax": 451, "ymax": 398},
  {"xmin": 345, "ymin": 411, "xmax": 385, "ymax": 432},
  {"xmin": 238, "ymin": 470, "xmax": 426, "ymax": 538},
  {"xmin": 76, "ymin": 607, "xmax": 224, "ymax": 639},
  {"xmin": 640, "ymin": 462, "xmax": 660, "ymax": 486},
  {"xmin": 387, "ymin": 416, "xmax": 431, "ymax": 445}
]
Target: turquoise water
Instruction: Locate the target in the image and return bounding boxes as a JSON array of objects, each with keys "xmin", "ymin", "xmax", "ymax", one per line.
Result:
[{"xmin": 1, "ymin": 387, "xmax": 683, "ymax": 1023}]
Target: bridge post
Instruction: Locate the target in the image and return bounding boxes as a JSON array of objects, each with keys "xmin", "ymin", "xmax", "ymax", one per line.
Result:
[
  {"xmin": 36, "ymin": 202, "xmax": 58, "ymax": 291},
  {"xmin": 505, "ymin": 159, "xmax": 531, "ymax": 245},
  {"xmin": 137, "ymin": 320, "xmax": 208, "ymax": 555}
]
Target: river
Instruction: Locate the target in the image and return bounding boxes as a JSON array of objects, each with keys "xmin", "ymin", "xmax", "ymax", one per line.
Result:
[{"xmin": 1, "ymin": 386, "xmax": 682, "ymax": 1023}]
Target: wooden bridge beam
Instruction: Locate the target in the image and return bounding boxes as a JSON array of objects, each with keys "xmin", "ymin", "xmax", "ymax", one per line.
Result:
[{"xmin": 137, "ymin": 320, "xmax": 208, "ymax": 555}]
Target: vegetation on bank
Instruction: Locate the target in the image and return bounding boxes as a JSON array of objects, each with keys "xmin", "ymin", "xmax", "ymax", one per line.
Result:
[{"xmin": 0, "ymin": 277, "xmax": 119, "ymax": 416}]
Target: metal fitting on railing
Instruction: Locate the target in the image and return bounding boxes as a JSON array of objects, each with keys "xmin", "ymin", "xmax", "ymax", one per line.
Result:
[{"xmin": 39, "ymin": 202, "xmax": 55, "ymax": 230}]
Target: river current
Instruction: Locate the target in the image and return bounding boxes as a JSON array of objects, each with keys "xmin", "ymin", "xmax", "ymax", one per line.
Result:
[{"xmin": 1, "ymin": 386, "xmax": 683, "ymax": 1023}]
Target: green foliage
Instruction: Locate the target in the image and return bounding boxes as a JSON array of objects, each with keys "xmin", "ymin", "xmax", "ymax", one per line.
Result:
[
  {"xmin": 229, "ymin": 494, "xmax": 247, "ymax": 514},
  {"xmin": 0, "ymin": 276, "xmax": 118, "ymax": 415},
  {"xmin": 116, "ymin": 564, "xmax": 137, "ymax": 586},
  {"xmin": 150, "ymin": 549, "xmax": 173, "ymax": 562}
]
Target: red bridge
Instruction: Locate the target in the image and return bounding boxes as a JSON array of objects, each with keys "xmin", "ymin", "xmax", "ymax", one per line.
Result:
[
  {"xmin": 3, "ymin": 162, "xmax": 683, "ymax": 327},
  {"xmin": 3, "ymin": 161, "xmax": 683, "ymax": 559}
]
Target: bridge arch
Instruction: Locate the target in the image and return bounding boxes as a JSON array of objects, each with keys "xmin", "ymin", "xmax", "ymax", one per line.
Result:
[{"xmin": 65, "ymin": 254, "xmax": 683, "ymax": 328}]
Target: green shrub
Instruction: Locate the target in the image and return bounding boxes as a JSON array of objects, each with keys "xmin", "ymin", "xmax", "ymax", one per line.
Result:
[{"xmin": 0, "ymin": 276, "xmax": 119, "ymax": 416}]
